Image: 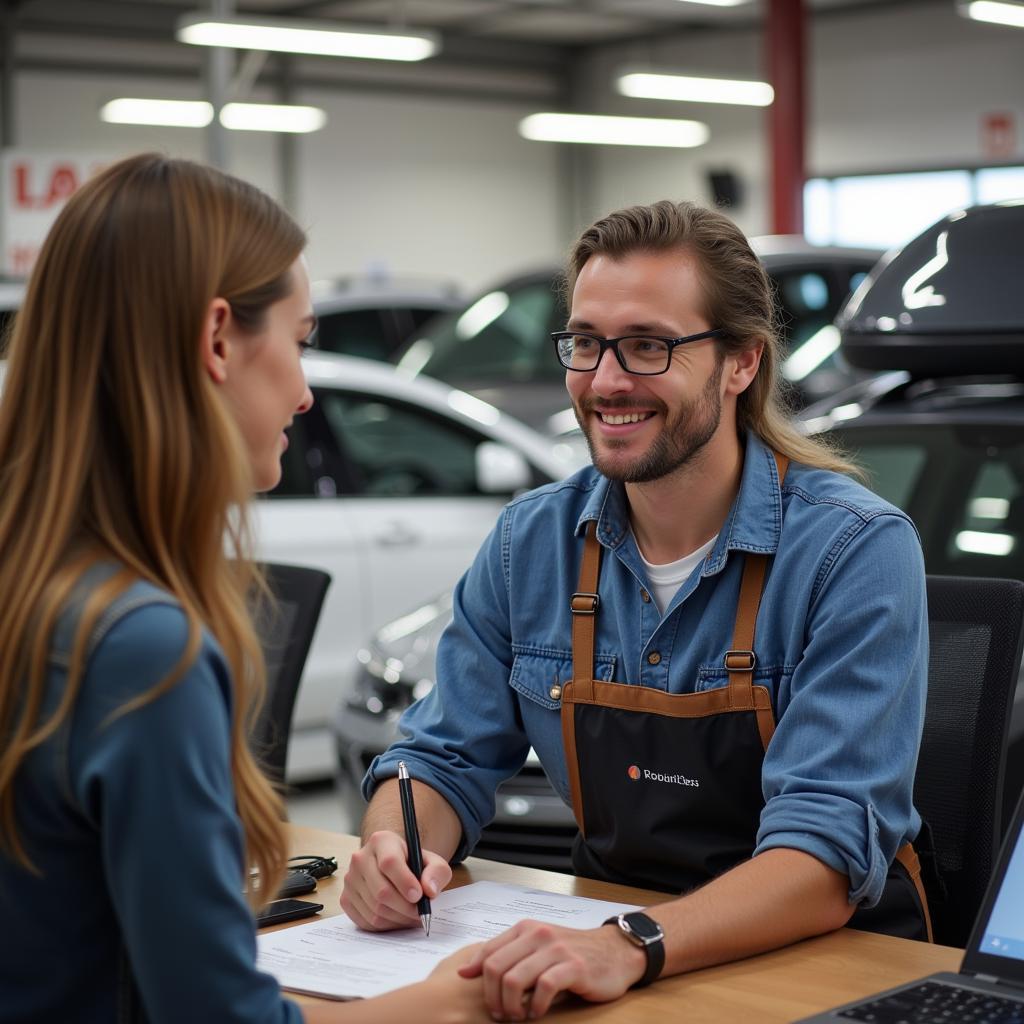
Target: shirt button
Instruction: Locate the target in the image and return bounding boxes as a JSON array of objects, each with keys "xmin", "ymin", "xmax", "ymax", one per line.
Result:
[
  {"xmin": 640, "ymin": 589, "xmax": 652, "ymax": 603},
  {"xmin": 549, "ymin": 684, "xmax": 562, "ymax": 700},
  {"xmin": 647, "ymin": 651, "xmax": 661, "ymax": 665}
]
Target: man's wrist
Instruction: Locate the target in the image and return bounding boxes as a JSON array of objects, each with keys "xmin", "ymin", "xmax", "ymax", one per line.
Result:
[{"xmin": 602, "ymin": 912, "xmax": 665, "ymax": 988}]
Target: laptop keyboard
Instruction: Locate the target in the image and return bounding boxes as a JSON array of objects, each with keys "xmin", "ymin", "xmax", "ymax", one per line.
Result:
[{"xmin": 839, "ymin": 981, "xmax": 1024, "ymax": 1023}]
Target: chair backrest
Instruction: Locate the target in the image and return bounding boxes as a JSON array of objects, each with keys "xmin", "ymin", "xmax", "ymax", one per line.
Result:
[
  {"xmin": 915, "ymin": 574, "xmax": 1024, "ymax": 947},
  {"xmin": 250, "ymin": 562, "xmax": 331, "ymax": 786}
]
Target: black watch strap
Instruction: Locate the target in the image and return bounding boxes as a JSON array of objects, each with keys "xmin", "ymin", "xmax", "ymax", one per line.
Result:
[{"xmin": 602, "ymin": 912, "xmax": 665, "ymax": 988}]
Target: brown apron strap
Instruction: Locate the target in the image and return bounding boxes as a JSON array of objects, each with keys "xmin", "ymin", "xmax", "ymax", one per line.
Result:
[
  {"xmin": 569, "ymin": 521, "xmax": 602, "ymax": 703},
  {"xmin": 895, "ymin": 842, "xmax": 934, "ymax": 943},
  {"xmin": 724, "ymin": 453, "xmax": 790, "ymax": 713}
]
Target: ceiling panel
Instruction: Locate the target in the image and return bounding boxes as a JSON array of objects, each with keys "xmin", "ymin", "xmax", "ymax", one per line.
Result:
[
  {"xmin": 471, "ymin": 9, "xmax": 653, "ymax": 43},
  {"xmin": 307, "ymin": 0, "xmax": 503, "ymax": 24}
]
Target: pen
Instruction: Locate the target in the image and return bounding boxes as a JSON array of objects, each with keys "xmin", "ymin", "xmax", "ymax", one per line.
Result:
[{"xmin": 397, "ymin": 761, "xmax": 431, "ymax": 936}]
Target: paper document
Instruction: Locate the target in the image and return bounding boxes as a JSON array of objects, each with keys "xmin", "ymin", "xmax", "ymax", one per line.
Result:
[{"xmin": 257, "ymin": 880, "xmax": 640, "ymax": 1000}]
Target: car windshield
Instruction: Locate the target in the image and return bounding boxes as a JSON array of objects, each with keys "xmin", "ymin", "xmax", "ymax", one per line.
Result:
[
  {"xmin": 397, "ymin": 278, "xmax": 567, "ymax": 386},
  {"xmin": 832, "ymin": 420, "xmax": 1024, "ymax": 581}
]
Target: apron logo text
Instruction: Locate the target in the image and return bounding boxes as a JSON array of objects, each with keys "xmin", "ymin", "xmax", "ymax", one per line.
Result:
[{"xmin": 626, "ymin": 764, "xmax": 700, "ymax": 787}]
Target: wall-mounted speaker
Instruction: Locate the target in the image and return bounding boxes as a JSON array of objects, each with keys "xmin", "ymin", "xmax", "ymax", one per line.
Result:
[{"xmin": 707, "ymin": 169, "xmax": 743, "ymax": 209}]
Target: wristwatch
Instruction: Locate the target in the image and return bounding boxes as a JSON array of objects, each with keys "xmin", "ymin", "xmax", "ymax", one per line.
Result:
[{"xmin": 602, "ymin": 912, "xmax": 665, "ymax": 988}]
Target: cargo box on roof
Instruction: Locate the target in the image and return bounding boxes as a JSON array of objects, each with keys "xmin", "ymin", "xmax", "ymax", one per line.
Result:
[{"xmin": 838, "ymin": 202, "xmax": 1024, "ymax": 377}]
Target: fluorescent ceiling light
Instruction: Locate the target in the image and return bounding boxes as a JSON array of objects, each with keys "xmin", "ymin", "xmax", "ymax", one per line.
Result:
[
  {"xmin": 672, "ymin": 0, "xmax": 748, "ymax": 6},
  {"xmin": 220, "ymin": 103, "xmax": 326, "ymax": 133},
  {"xmin": 101, "ymin": 98, "xmax": 213, "ymax": 127},
  {"xmin": 962, "ymin": 1, "xmax": 1024, "ymax": 27},
  {"xmin": 176, "ymin": 14, "xmax": 439, "ymax": 61},
  {"xmin": 100, "ymin": 98, "xmax": 326, "ymax": 133},
  {"xmin": 519, "ymin": 113, "xmax": 709, "ymax": 148},
  {"xmin": 618, "ymin": 71, "xmax": 773, "ymax": 107}
]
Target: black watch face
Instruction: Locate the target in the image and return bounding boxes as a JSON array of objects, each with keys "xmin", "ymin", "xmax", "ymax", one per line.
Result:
[{"xmin": 623, "ymin": 912, "xmax": 662, "ymax": 941}]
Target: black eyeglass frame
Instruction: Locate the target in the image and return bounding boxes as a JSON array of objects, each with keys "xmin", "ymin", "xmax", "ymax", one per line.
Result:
[{"xmin": 551, "ymin": 328, "xmax": 727, "ymax": 376}]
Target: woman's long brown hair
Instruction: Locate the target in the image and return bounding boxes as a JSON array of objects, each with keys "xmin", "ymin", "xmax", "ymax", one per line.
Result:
[{"xmin": 0, "ymin": 153, "xmax": 305, "ymax": 907}]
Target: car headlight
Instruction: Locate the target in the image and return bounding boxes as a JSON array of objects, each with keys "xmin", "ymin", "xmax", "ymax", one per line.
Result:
[{"xmin": 348, "ymin": 644, "xmax": 435, "ymax": 718}]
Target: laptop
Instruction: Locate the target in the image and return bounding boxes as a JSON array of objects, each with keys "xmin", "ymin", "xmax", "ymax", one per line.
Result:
[{"xmin": 797, "ymin": 791, "xmax": 1024, "ymax": 1023}]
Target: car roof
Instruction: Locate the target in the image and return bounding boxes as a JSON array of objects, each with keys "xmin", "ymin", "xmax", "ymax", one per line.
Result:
[
  {"xmin": 310, "ymin": 275, "xmax": 463, "ymax": 314},
  {"xmin": 301, "ymin": 351, "xmax": 582, "ymax": 476},
  {"xmin": 749, "ymin": 235, "xmax": 883, "ymax": 266}
]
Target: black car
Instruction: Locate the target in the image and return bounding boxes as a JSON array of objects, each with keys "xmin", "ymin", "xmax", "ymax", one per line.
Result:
[
  {"xmin": 393, "ymin": 238, "xmax": 882, "ymax": 434},
  {"xmin": 805, "ymin": 200, "xmax": 1024, "ymax": 830}
]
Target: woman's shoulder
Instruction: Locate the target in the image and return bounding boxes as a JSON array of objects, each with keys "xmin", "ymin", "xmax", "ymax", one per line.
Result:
[{"xmin": 54, "ymin": 567, "xmax": 229, "ymax": 705}]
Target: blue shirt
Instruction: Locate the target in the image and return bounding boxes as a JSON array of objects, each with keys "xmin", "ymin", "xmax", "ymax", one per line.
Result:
[
  {"xmin": 0, "ymin": 576, "xmax": 302, "ymax": 1024},
  {"xmin": 366, "ymin": 433, "xmax": 928, "ymax": 909}
]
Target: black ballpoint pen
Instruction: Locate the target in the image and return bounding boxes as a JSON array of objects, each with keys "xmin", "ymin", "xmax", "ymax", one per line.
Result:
[{"xmin": 397, "ymin": 761, "xmax": 431, "ymax": 936}]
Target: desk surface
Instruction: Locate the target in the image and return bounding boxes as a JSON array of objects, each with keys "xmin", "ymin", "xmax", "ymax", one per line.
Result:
[{"xmin": 281, "ymin": 825, "xmax": 962, "ymax": 1023}]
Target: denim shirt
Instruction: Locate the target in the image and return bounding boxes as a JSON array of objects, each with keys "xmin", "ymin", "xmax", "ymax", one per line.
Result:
[{"xmin": 366, "ymin": 433, "xmax": 928, "ymax": 908}]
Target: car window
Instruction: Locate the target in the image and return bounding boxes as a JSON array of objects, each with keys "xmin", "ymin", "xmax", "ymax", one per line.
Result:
[
  {"xmin": 317, "ymin": 390, "xmax": 489, "ymax": 497},
  {"xmin": 315, "ymin": 309, "xmax": 391, "ymax": 362},
  {"xmin": 771, "ymin": 269, "xmax": 836, "ymax": 352},
  {"xmin": 947, "ymin": 460, "xmax": 1023, "ymax": 571},
  {"xmin": 413, "ymin": 280, "xmax": 566, "ymax": 385},
  {"xmin": 851, "ymin": 442, "xmax": 929, "ymax": 509},
  {"xmin": 269, "ymin": 399, "xmax": 363, "ymax": 499},
  {"xmin": 834, "ymin": 422, "xmax": 1024, "ymax": 582}
]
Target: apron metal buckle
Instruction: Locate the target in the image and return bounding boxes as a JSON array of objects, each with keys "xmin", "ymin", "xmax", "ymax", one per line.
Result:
[
  {"xmin": 724, "ymin": 649, "xmax": 756, "ymax": 671},
  {"xmin": 570, "ymin": 592, "xmax": 600, "ymax": 615}
]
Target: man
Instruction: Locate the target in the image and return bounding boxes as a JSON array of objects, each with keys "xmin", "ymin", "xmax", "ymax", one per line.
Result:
[{"xmin": 342, "ymin": 201, "xmax": 929, "ymax": 1020}]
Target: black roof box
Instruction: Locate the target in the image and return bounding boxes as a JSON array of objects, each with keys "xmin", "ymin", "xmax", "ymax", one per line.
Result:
[{"xmin": 837, "ymin": 201, "xmax": 1024, "ymax": 375}]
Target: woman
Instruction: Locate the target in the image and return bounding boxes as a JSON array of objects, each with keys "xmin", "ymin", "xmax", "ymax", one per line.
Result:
[{"xmin": 0, "ymin": 154, "xmax": 485, "ymax": 1024}]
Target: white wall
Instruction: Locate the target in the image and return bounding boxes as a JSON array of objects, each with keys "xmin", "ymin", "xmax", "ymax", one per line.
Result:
[{"xmin": 297, "ymin": 90, "xmax": 563, "ymax": 290}]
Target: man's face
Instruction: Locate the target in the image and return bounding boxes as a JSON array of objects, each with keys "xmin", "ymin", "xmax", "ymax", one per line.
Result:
[{"xmin": 565, "ymin": 249, "xmax": 727, "ymax": 484}]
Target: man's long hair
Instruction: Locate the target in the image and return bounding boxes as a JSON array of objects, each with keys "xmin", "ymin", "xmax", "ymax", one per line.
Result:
[
  {"xmin": 566, "ymin": 199, "xmax": 860, "ymax": 476},
  {"xmin": 0, "ymin": 153, "xmax": 304, "ymax": 906}
]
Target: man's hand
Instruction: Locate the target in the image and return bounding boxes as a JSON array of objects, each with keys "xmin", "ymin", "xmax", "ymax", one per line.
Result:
[
  {"xmin": 341, "ymin": 829, "xmax": 453, "ymax": 931},
  {"xmin": 458, "ymin": 920, "xmax": 646, "ymax": 1020}
]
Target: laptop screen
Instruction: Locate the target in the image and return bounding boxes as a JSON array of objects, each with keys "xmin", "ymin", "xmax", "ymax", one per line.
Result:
[
  {"xmin": 980, "ymin": 834, "xmax": 1024, "ymax": 960},
  {"xmin": 968, "ymin": 791, "xmax": 1024, "ymax": 982}
]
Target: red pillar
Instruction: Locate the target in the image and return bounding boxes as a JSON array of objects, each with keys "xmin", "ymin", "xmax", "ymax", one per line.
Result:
[{"xmin": 766, "ymin": 0, "xmax": 806, "ymax": 235}]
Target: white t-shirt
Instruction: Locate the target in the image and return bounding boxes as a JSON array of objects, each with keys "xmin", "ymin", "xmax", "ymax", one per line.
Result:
[{"xmin": 635, "ymin": 532, "xmax": 718, "ymax": 616}]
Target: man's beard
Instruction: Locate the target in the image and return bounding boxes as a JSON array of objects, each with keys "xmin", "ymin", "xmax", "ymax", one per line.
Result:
[{"xmin": 575, "ymin": 355, "xmax": 724, "ymax": 484}]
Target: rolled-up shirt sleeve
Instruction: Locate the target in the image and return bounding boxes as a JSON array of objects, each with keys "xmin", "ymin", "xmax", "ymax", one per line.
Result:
[
  {"xmin": 364, "ymin": 514, "xmax": 531, "ymax": 861},
  {"xmin": 754, "ymin": 511, "xmax": 928, "ymax": 907}
]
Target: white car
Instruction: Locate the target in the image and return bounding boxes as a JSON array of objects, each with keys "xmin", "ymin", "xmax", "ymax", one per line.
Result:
[{"xmin": 259, "ymin": 352, "xmax": 584, "ymax": 780}]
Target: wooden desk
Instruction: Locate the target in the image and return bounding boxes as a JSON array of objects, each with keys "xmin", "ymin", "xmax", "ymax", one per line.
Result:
[{"xmin": 282, "ymin": 825, "xmax": 962, "ymax": 1023}]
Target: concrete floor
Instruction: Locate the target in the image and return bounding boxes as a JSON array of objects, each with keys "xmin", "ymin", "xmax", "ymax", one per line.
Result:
[{"xmin": 285, "ymin": 780, "xmax": 353, "ymax": 835}]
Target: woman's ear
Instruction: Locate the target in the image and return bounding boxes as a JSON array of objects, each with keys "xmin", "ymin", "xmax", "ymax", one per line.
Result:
[{"xmin": 201, "ymin": 298, "xmax": 232, "ymax": 384}]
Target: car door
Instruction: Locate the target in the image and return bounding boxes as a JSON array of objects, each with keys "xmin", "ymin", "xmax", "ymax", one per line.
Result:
[
  {"xmin": 252, "ymin": 399, "xmax": 368, "ymax": 748},
  {"xmin": 311, "ymin": 386, "xmax": 521, "ymax": 637}
]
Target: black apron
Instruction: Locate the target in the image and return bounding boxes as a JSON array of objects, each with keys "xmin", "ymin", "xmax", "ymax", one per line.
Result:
[{"xmin": 559, "ymin": 456, "xmax": 933, "ymax": 942}]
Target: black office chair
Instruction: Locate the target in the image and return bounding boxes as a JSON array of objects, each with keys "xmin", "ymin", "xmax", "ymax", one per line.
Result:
[
  {"xmin": 914, "ymin": 575, "xmax": 1024, "ymax": 947},
  {"xmin": 249, "ymin": 562, "xmax": 331, "ymax": 787}
]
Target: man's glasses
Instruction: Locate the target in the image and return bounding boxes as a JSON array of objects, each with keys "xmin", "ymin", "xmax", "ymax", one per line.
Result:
[{"xmin": 551, "ymin": 328, "xmax": 726, "ymax": 376}]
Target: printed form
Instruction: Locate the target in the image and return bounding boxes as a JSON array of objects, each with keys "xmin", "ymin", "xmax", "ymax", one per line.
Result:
[{"xmin": 257, "ymin": 880, "xmax": 640, "ymax": 1000}]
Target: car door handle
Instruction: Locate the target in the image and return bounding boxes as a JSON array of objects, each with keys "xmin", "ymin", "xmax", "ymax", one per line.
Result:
[{"xmin": 374, "ymin": 523, "xmax": 421, "ymax": 547}]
